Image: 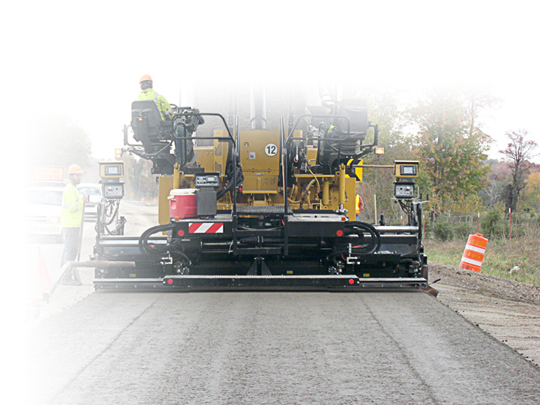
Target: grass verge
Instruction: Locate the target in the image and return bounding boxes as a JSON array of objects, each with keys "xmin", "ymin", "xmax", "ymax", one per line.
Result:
[{"xmin": 424, "ymin": 234, "xmax": 540, "ymax": 286}]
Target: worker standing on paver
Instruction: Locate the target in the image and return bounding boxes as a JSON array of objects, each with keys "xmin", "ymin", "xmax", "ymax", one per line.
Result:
[
  {"xmin": 138, "ymin": 74, "xmax": 173, "ymax": 120},
  {"xmin": 61, "ymin": 164, "xmax": 88, "ymax": 285}
]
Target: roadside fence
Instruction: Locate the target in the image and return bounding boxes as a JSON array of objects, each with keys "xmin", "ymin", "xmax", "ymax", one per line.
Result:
[{"xmin": 424, "ymin": 211, "xmax": 540, "ymax": 241}]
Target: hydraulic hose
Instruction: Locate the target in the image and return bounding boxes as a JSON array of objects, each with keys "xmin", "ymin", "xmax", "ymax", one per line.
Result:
[
  {"xmin": 138, "ymin": 223, "xmax": 176, "ymax": 254},
  {"xmin": 217, "ymin": 166, "xmax": 244, "ymax": 200},
  {"xmin": 139, "ymin": 223, "xmax": 193, "ymax": 273},
  {"xmin": 96, "ymin": 200, "xmax": 122, "ymax": 235},
  {"xmin": 170, "ymin": 250, "xmax": 192, "ymax": 267},
  {"xmin": 103, "ymin": 200, "xmax": 120, "ymax": 226},
  {"xmin": 345, "ymin": 222, "xmax": 381, "ymax": 254},
  {"xmin": 328, "ymin": 222, "xmax": 381, "ymax": 262}
]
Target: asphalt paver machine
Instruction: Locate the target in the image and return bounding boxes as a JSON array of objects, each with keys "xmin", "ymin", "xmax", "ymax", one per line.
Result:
[{"xmin": 93, "ymin": 92, "xmax": 428, "ymax": 291}]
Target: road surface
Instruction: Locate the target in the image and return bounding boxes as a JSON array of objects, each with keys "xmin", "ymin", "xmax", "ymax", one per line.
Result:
[{"xmin": 25, "ymin": 201, "xmax": 540, "ymax": 404}]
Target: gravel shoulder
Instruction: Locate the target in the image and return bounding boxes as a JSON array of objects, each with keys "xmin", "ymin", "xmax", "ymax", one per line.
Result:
[{"xmin": 429, "ymin": 262, "xmax": 540, "ymax": 367}]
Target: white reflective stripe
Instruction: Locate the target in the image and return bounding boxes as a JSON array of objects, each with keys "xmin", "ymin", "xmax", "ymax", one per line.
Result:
[
  {"xmin": 189, "ymin": 223, "xmax": 224, "ymax": 233},
  {"xmin": 62, "ymin": 185, "xmax": 80, "ymax": 209},
  {"xmin": 461, "ymin": 256, "xmax": 483, "ymax": 267},
  {"xmin": 62, "ymin": 201, "xmax": 78, "ymax": 209},
  {"xmin": 210, "ymin": 224, "xmax": 224, "ymax": 233},
  {"xmin": 465, "ymin": 244, "xmax": 486, "ymax": 254},
  {"xmin": 192, "ymin": 223, "xmax": 213, "ymax": 233}
]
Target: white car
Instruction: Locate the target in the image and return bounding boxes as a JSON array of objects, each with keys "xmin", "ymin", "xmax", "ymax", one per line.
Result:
[
  {"xmin": 26, "ymin": 185, "xmax": 64, "ymax": 243},
  {"xmin": 77, "ymin": 183, "xmax": 102, "ymax": 220}
]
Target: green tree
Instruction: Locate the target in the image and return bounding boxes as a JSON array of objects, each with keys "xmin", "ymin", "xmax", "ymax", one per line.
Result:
[
  {"xmin": 522, "ymin": 170, "xmax": 540, "ymax": 212},
  {"xmin": 358, "ymin": 89, "xmax": 415, "ymax": 223},
  {"xmin": 30, "ymin": 115, "xmax": 92, "ymax": 171},
  {"xmin": 410, "ymin": 89, "xmax": 492, "ymax": 213}
]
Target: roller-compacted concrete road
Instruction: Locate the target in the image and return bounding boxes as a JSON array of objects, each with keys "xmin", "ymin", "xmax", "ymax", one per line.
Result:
[{"xmin": 28, "ymin": 290, "xmax": 540, "ymax": 405}]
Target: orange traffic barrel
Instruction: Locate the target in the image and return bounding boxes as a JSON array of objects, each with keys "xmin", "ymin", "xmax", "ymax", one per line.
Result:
[{"xmin": 459, "ymin": 233, "xmax": 488, "ymax": 273}]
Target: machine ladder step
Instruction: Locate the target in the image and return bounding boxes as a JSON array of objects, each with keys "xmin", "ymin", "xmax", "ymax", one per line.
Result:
[{"xmin": 235, "ymin": 206, "xmax": 293, "ymax": 215}]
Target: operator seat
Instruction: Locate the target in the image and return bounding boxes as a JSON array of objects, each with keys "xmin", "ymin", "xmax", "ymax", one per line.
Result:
[
  {"xmin": 335, "ymin": 98, "xmax": 369, "ymax": 139},
  {"xmin": 131, "ymin": 100, "xmax": 172, "ymax": 150},
  {"xmin": 130, "ymin": 99, "xmax": 176, "ymax": 175},
  {"xmin": 313, "ymin": 98, "xmax": 370, "ymax": 170}
]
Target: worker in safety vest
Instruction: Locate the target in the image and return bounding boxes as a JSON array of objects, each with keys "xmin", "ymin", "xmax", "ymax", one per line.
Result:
[
  {"xmin": 60, "ymin": 164, "xmax": 88, "ymax": 285},
  {"xmin": 356, "ymin": 194, "xmax": 364, "ymax": 221},
  {"xmin": 138, "ymin": 74, "xmax": 173, "ymax": 120}
]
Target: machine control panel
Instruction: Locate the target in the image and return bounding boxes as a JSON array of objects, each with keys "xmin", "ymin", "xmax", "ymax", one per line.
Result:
[
  {"xmin": 100, "ymin": 161, "xmax": 124, "ymax": 179},
  {"xmin": 99, "ymin": 161, "xmax": 124, "ymax": 199},
  {"xmin": 103, "ymin": 184, "xmax": 124, "ymax": 199},
  {"xmin": 394, "ymin": 160, "xmax": 419, "ymax": 178},
  {"xmin": 195, "ymin": 173, "xmax": 220, "ymax": 188},
  {"xmin": 395, "ymin": 183, "xmax": 415, "ymax": 198}
]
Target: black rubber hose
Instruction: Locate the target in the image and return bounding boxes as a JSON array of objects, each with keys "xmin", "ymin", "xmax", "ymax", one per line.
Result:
[
  {"xmin": 345, "ymin": 221, "xmax": 381, "ymax": 254},
  {"xmin": 103, "ymin": 201, "xmax": 120, "ymax": 226},
  {"xmin": 169, "ymin": 249, "xmax": 192, "ymax": 266},
  {"xmin": 217, "ymin": 166, "xmax": 244, "ymax": 200},
  {"xmin": 138, "ymin": 223, "xmax": 176, "ymax": 254}
]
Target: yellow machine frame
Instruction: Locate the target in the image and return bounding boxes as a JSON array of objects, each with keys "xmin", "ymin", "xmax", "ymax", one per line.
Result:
[{"xmin": 157, "ymin": 129, "xmax": 359, "ymax": 224}]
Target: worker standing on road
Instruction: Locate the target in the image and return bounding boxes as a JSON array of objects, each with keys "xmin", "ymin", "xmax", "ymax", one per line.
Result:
[
  {"xmin": 61, "ymin": 164, "xmax": 88, "ymax": 285},
  {"xmin": 138, "ymin": 74, "xmax": 173, "ymax": 120}
]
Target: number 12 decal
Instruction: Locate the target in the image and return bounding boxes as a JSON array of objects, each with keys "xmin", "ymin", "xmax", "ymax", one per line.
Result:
[{"xmin": 265, "ymin": 143, "xmax": 278, "ymax": 157}]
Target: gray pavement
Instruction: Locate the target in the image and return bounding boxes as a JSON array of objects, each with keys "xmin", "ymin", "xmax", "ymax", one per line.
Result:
[{"xmin": 27, "ymin": 291, "xmax": 540, "ymax": 405}]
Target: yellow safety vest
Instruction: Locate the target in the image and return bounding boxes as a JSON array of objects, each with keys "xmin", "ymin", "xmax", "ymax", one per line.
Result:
[
  {"xmin": 61, "ymin": 183, "xmax": 83, "ymax": 228},
  {"xmin": 356, "ymin": 194, "xmax": 364, "ymax": 214},
  {"xmin": 138, "ymin": 88, "xmax": 173, "ymax": 120}
]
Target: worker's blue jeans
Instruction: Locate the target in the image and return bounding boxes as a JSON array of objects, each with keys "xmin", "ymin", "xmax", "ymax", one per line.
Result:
[{"xmin": 61, "ymin": 227, "xmax": 80, "ymax": 268}]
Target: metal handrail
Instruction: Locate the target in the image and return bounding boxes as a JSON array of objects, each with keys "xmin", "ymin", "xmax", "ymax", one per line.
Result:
[
  {"xmin": 286, "ymin": 114, "xmax": 352, "ymax": 141},
  {"xmin": 171, "ymin": 112, "xmax": 236, "ymax": 147},
  {"xmin": 232, "ymin": 116, "xmax": 239, "ymax": 217},
  {"xmin": 281, "ymin": 116, "xmax": 288, "ymax": 218}
]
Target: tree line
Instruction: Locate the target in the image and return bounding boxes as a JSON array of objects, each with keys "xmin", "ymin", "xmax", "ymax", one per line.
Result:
[{"xmin": 354, "ymin": 87, "xmax": 538, "ymax": 222}]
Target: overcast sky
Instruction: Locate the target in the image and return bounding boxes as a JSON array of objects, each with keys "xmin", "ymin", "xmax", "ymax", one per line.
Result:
[{"xmin": 9, "ymin": 0, "xmax": 539, "ymax": 161}]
